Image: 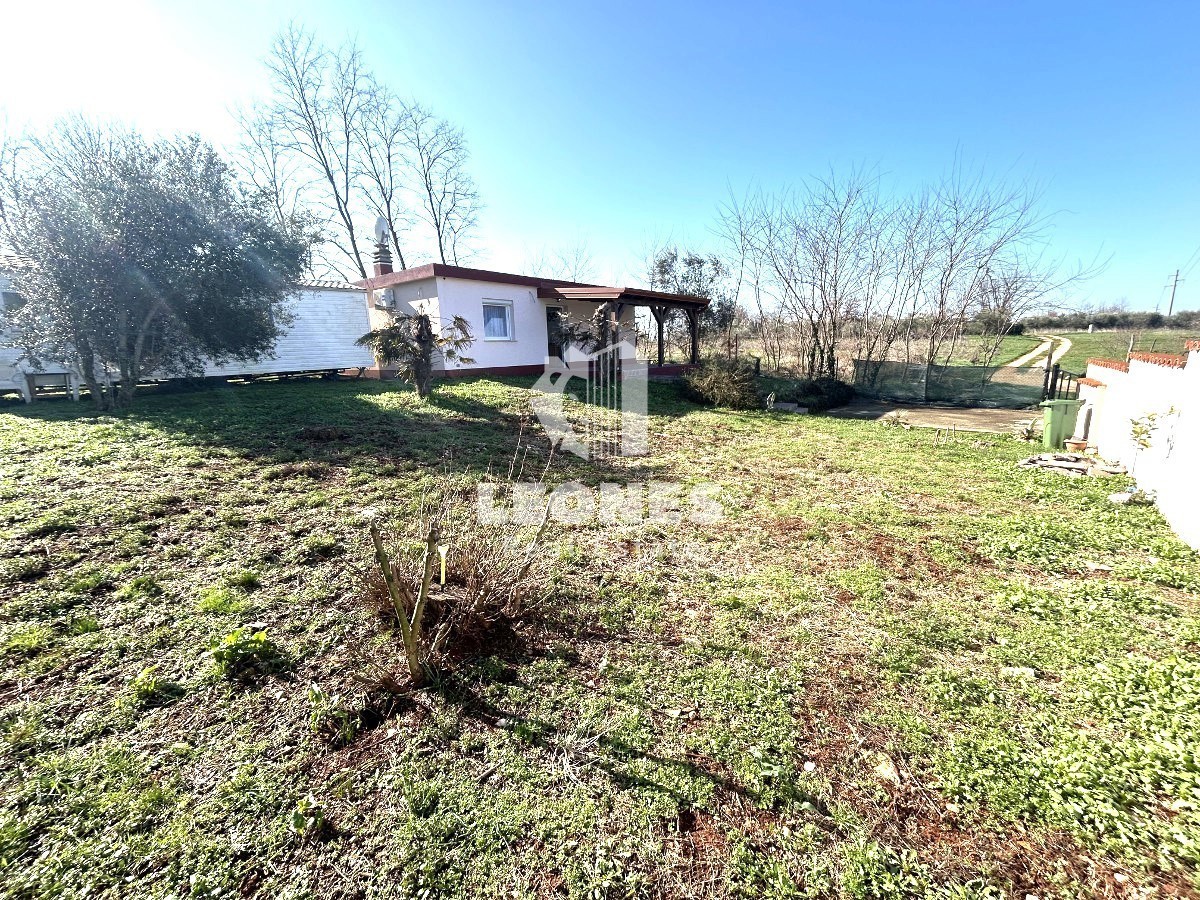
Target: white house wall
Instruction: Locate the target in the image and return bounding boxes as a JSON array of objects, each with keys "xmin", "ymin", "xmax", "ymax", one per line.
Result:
[
  {"xmin": 433, "ymin": 277, "xmax": 547, "ymax": 371},
  {"xmin": 365, "ymin": 277, "xmax": 439, "ymax": 333},
  {"xmin": 429, "ymin": 276, "xmax": 637, "ymax": 372}
]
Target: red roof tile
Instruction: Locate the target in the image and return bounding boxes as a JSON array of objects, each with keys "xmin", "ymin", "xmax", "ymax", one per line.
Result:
[
  {"xmin": 1088, "ymin": 357, "xmax": 1130, "ymax": 373},
  {"xmin": 1128, "ymin": 351, "xmax": 1188, "ymax": 369}
]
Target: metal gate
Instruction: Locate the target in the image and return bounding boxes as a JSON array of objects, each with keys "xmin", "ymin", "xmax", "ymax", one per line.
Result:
[
  {"xmin": 586, "ymin": 344, "xmax": 624, "ymax": 459},
  {"xmin": 579, "ymin": 343, "xmax": 648, "ymax": 460}
]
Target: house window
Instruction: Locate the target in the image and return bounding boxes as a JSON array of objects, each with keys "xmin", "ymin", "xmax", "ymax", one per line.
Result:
[{"xmin": 482, "ymin": 301, "xmax": 514, "ymax": 340}]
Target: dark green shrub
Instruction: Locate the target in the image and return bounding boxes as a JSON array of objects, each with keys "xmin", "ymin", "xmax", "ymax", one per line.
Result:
[
  {"xmin": 777, "ymin": 377, "xmax": 855, "ymax": 412},
  {"xmin": 682, "ymin": 361, "xmax": 762, "ymax": 410}
]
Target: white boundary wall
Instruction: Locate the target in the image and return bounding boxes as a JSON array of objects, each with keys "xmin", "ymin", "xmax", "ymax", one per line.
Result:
[{"xmin": 1080, "ymin": 348, "xmax": 1200, "ymax": 548}]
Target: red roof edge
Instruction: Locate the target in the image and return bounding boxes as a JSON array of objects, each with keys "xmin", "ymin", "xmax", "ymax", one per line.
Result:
[
  {"xmin": 1128, "ymin": 351, "xmax": 1188, "ymax": 369},
  {"xmin": 355, "ymin": 262, "xmax": 708, "ymax": 306},
  {"xmin": 1088, "ymin": 357, "xmax": 1130, "ymax": 373},
  {"xmin": 355, "ymin": 262, "xmax": 602, "ymax": 293},
  {"xmin": 1078, "ymin": 376, "xmax": 1105, "ymax": 388},
  {"xmin": 1185, "ymin": 339, "xmax": 1200, "ymax": 352}
]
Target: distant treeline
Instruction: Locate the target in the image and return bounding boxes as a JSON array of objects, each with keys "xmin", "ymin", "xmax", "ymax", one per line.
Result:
[{"xmin": 1017, "ymin": 309, "xmax": 1200, "ymax": 332}]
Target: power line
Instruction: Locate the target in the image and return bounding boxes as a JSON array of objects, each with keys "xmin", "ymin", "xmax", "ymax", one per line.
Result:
[
  {"xmin": 1183, "ymin": 242, "xmax": 1200, "ymax": 279},
  {"xmin": 1155, "ymin": 282, "xmax": 1169, "ymax": 312}
]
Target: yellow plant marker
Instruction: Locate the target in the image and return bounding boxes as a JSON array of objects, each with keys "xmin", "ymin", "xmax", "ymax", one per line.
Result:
[{"xmin": 437, "ymin": 544, "xmax": 449, "ymax": 585}]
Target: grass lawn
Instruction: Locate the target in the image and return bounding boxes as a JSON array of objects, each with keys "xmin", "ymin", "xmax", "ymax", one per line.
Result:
[
  {"xmin": 2, "ymin": 378, "xmax": 1199, "ymax": 899},
  {"xmin": 1045, "ymin": 330, "xmax": 1198, "ymax": 374}
]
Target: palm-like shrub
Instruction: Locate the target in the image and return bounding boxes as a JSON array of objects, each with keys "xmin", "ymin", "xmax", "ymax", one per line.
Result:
[{"xmin": 357, "ymin": 313, "xmax": 474, "ymax": 399}]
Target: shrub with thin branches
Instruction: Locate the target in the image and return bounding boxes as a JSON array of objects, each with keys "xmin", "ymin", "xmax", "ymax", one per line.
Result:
[
  {"xmin": 683, "ymin": 360, "xmax": 762, "ymax": 409},
  {"xmin": 362, "ymin": 495, "xmax": 552, "ymax": 687}
]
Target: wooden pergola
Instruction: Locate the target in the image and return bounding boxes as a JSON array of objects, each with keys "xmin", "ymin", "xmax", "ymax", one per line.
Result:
[{"xmin": 539, "ymin": 285, "xmax": 710, "ymax": 366}]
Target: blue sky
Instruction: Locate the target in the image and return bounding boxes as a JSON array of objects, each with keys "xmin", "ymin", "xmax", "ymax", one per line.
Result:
[{"xmin": 2, "ymin": 0, "xmax": 1198, "ymax": 309}]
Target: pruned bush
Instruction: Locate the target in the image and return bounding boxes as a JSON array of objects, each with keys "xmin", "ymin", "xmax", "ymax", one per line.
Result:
[
  {"xmin": 362, "ymin": 499, "xmax": 553, "ymax": 687},
  {"xmin": 682, "ymin": 361, "xmax": 762, "ymax": 410}
]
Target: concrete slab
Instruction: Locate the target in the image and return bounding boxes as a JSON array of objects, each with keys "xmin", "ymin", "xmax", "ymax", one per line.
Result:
[{"xmin": 827, "ymin": 398, "xmax": 1038, "ymax": 433}]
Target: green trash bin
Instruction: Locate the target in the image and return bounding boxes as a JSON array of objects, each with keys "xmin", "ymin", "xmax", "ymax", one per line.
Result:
[{"xmin": 1040, "ymin": 399, "xmax": 1083, "ymax": 450}]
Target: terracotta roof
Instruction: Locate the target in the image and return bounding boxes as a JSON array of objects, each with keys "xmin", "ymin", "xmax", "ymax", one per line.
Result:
[
  {"xmin": 1078, "ymin": 376, "xmax": 1105, "ymax": 388},
  {"xmin": 1128, "ymin": 351, "xmax": 1188, "ymax": 369},
  {"xmin": 356, "ymin": 263, "xmax": 709, "ymax": 307},
  {"xmin": 1088, "ymin": 357, "xmax": 1129, "ymax": 373},
  {"xmin": 1185, "ymin": 339, "xmax": 1200, "ymax": 352}
]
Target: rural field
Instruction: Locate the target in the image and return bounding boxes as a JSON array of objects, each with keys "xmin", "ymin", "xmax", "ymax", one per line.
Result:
[
  {"xmin": 1043, "ymin": 331, "xmax": 1193, "ymax": 375},
  {"xmin": 2, "ymin": 378, "xmax": 1199, "ymax": 900}
]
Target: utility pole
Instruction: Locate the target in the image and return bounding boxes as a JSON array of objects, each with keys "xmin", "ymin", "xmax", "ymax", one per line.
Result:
[{"xmin": 1167, "ymin": 269, "xmax": 1182, "ymax": 317}]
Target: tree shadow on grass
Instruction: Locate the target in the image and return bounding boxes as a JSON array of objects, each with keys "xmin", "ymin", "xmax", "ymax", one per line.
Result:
[
  {"xmin": 436, "ymin": 670, "xmax": 754, "ymax": 810},
  {"xmin": 427, "ymin": 608, "xmax": 756, "ymax": 810},
  {"xmin": 2, "ymin": 375, "xmax": 676, "ymax": 482}
]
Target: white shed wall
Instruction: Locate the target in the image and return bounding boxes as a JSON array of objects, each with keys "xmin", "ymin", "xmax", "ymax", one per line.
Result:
[
  {"xmin": 196, "ymin": 286, "xmax": 376, "ymax": 377},
  {"xmin": 1, "ymin": 270, "xmax": 76, "ymax": 399}
]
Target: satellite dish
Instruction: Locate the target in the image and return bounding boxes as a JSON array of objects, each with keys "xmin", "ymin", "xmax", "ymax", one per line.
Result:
[{"xmin": 373, "ymin": 216, "xmax": 390, "ymax": 244}]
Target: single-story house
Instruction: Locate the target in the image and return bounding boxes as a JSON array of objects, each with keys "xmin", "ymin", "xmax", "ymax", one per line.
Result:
[
  {"xmin": 0, "ymin": 238, "xmax": 708, "ymax": 400},
  {"xmin": 355, "ymin": 246, "xmax": 708, "ymax": 378}
]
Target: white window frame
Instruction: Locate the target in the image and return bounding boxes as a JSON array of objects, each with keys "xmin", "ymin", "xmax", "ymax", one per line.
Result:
[{"xmin": 482, "ymin": 299, "xmax": 515, "ymax": 341}]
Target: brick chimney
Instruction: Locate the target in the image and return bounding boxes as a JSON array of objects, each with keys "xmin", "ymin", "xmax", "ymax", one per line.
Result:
[{"xmin": 372, "ymin": 240, "xmax": 393, "ymax": 277}]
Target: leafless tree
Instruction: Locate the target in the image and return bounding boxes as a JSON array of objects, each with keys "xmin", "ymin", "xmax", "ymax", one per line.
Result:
[
  {"xmin": 355, "ymin": 79, "xmax": 414, "ymax": 269},
  {"xmin": 229, "ymin": 109, "xmax": 321, "ymax": 255},
  {"xmin": 524, "ymin": 240, "xmax": 595, "ymax": 282},
  {"xmin": 720, "ymin": 166, "xmax": 1095, "ymax": 383},
  {"xmin": 258, "ymin": 25, "xmax": 371, "ymax": 279},
  {"xmin": 554, "ymin": 241, "xmax": 595, "ymax": 282},
  {"xmin": 404, "ymin": 104, "xmax": 480, "ymax": 265},
  {"xmin": 720, "ymin": 171, "xmax": 880, "ymax": 377},
  {"xmin": 240, "ymin": 26, "xmax": 483, "ymax": 279}
]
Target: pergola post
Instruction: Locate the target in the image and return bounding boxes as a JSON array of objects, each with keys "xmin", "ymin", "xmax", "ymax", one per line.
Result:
[
  {"xmin": 686, "ymin": 308, "xmax": 700, "ymax": 365},
  {"xmin": 650, "ymin": 305, "xmax": 666, "ymax": 366}
]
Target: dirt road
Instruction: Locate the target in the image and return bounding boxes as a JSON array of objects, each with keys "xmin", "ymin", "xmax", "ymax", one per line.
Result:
[{"xmin": 1008, "ymin": 335, "xmax": 1073, "ymax": 368}]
